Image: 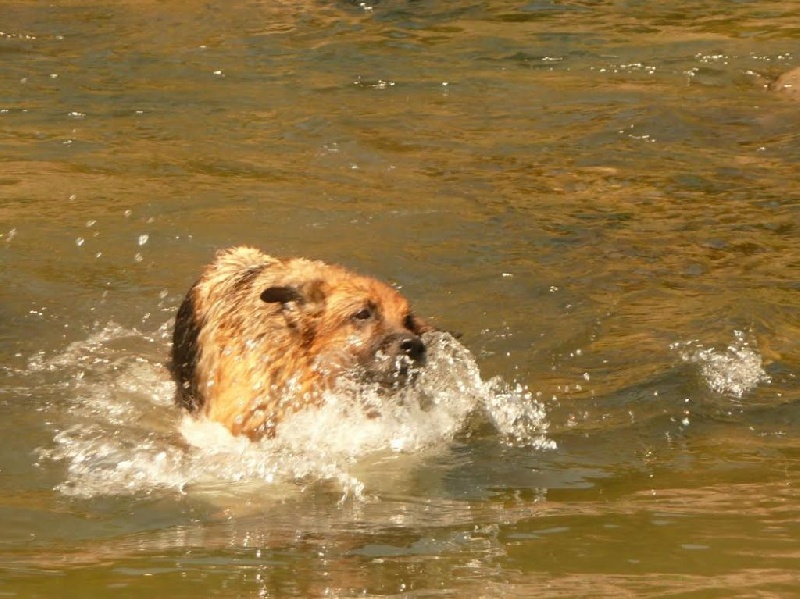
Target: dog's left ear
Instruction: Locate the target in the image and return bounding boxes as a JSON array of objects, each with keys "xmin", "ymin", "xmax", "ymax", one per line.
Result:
[
  {"xmin": 260, "ymin": 286, "xmax": 303, "ymax": 305},
  {"xmin": 261, "ymin": 280, "xmax": 327, "ymax": 335},
  {"xmin": 261, "ymin": 279, "xmax": 326, "ymax": 306}
]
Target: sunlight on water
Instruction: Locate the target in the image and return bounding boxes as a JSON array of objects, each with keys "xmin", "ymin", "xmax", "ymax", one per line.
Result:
[
  {"xmin": 34, "ymin": 325, "xmax": 553, "ymax": 499},
  {"xmin": 672, "ymin": 330, "xmax": 771, "ymax": 399}
]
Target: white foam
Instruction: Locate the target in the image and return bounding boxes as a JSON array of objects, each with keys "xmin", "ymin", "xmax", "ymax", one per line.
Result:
[
  {"xmin": 673, "ymin": 330, "xmax": 771, "ymax": 398},
  {"xmin": 35, "ymin": 324, "xmax": 554, "ymax": 499}
]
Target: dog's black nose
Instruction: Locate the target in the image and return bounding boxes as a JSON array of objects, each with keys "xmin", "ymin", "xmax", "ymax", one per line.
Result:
[{"xmin": 399, "ymin": 336, "xmax": 426, "ymax": 364}]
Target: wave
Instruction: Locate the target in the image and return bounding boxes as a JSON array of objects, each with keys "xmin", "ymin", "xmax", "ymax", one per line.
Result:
[{"xmin": 34, "ymin": 323, "xmax": 554, "ymax": 499}]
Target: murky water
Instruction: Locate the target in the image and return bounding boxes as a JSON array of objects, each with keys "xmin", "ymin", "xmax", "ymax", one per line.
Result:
[{"xmin": 2, "ymin": 0, "xmax": 800, "ymax": 596}]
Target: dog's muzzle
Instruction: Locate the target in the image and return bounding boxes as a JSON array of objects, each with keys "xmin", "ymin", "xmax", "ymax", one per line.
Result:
[{"xmin": 368, "ymin": 333, "xmax": 427, "ymax": 387}]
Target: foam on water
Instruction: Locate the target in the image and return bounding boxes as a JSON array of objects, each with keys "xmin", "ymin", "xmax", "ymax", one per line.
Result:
[
  {"xmin": 34, "ymin": 323, "xmax": 554, "ymax": 499},
  {"xmin": 673, "ymin": 330, "xmax": 771, "ymax": 399}
]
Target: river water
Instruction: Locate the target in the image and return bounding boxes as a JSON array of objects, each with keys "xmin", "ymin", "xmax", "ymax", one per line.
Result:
[{"xmin": 2, "ymin": 1, "xmax": 800, "ymax": 596}]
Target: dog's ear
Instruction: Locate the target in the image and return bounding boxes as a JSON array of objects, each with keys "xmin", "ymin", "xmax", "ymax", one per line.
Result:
[
  {"xmin": 260, "ymin": 280, "xmax": 326, "ymax": 310},
  {"xmin": 261, "ymin": 280, "xmax": 327, "ymax": 336},
  {"xmin": 260, "ymin": 286, "xmax": 303, "ymax": 305}
]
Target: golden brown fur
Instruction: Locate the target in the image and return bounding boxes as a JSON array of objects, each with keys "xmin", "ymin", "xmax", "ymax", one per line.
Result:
[{"xmin": 170, "ymin": 247, "xmax": 431, "ymax": 439}]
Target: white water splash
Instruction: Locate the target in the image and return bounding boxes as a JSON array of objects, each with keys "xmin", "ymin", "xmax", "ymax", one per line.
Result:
[
  {"xmin": 35, "ymin": 324, "xmax": 553, "ymax": 499},
  {"xmin": 673, "ymin": 330, "xmax": 770, "ymax": 398}
]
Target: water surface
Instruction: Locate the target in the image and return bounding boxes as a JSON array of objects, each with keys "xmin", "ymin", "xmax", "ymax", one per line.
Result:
[{"xmin": 2, "ymin": 0, "xmax": 800, "ymax": 596}]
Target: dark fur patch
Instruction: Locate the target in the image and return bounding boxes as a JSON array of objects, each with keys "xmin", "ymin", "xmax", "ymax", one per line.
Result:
[
  {"xmin": 235, "ymin": 265, "xmax": 266, "ymax": 293},
  {"xmin": 170, "ymin": 286, "xmax": 204, "ymax": 411}
]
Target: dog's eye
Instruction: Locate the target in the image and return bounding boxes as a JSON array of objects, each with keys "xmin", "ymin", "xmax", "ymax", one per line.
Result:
[
  {"xmin": 353, "ymin": 307, "xmax": 374, "ymax": 321},
  {"xmin": 403, "ymin": 313, "xmax": 416, "ymax": 330}
]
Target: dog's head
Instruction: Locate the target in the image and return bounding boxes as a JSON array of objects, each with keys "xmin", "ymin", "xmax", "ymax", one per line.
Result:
[{"xmin": 259, "ymin": 263, "xmax": 431, "ymax": 388}]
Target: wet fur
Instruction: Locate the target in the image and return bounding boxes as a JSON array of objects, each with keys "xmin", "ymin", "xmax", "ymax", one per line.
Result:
[{"xmin": 170, "ymin": 247, "xmax": 431, "ymax": 439}]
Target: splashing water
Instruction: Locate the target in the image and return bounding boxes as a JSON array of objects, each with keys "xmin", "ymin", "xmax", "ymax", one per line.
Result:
[
  {"xmin": 673, "ymin": 330, "xmax": 771, "ymax": 399},
  {"xmin": 34, "ymin": 324, "xmax": 554, "ymax": 499}
]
